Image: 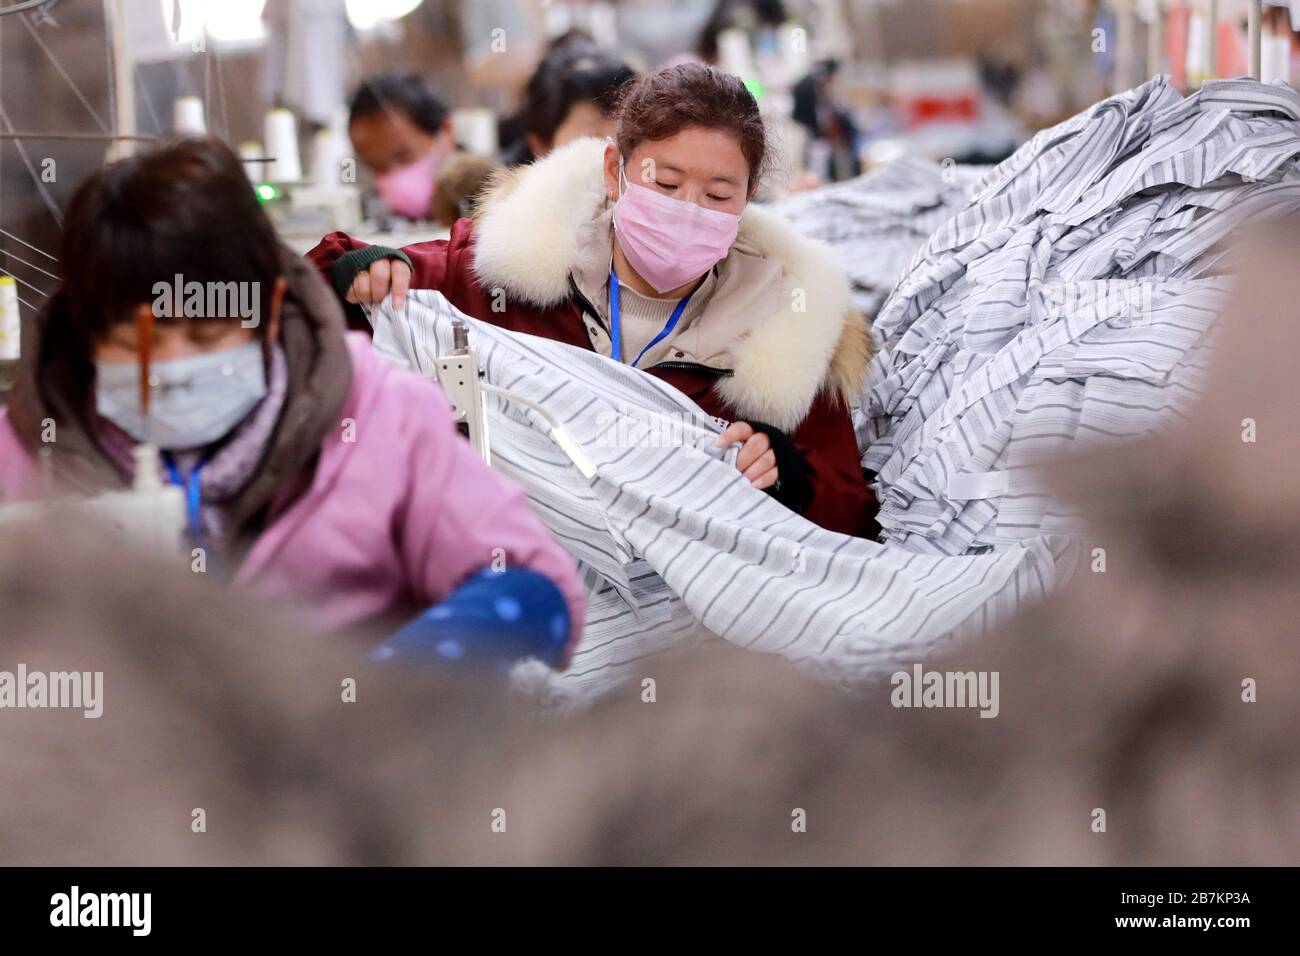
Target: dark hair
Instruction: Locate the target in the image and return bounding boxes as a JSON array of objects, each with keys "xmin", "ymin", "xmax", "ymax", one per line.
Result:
[
  {"xmin": 58, "ymin": 136, "xmax": 282, "ymax": 345},
  {"xmin": 518, "ymin": 44, "xmax": 634, "ymax": 150},
  {"xmin": 349, "ymin": 72, "xmax": 450, "ymax": 134},
  {"xmin": 614, "ymin": 63, "xmax": 768, "ymax": 195},
  {"xmin": 546, "ymin": 28, "xmax": 595, "ymax": 55}
]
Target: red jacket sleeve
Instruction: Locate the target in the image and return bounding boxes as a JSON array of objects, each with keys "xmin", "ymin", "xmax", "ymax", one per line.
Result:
[
  {"xmin": 658, "ymin": 371, "xmax": 879, "ymax": 540},
  {"xmin": 785, "ymin": 392, "xmax": 879, "ymax": 539},
  {"xmin": 305, "ymin": 225, "xmax": 473, "ymax": 300},
  {"xmin": 305, "ymin": 230, "xmax": 369, "ymax": 289},
  {"xmin": 306, "ymin": 226, "xmax": 473, "ymax": 332}
]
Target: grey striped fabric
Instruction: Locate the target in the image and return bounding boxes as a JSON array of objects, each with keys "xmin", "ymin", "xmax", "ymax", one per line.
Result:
[
  {"xmin": 371, "ymin": 292, "xmax": 1072, "ymax": 706},
  {"xmin": 769, "ymin": 156, "xmax": 987, "ymax": 316},
  {"xmin": 857, "ymin": 76, "xmax": 1300, "ymax": 554}
]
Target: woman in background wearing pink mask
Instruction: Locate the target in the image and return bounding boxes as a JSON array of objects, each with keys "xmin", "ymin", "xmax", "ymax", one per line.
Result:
[
  {"xmin": 347, "ymin": 72, "xmax": 459, "ymax": 221},
  {"xmin": 310, "ymin": 64, "xmax": 877, "ymax": 538}
]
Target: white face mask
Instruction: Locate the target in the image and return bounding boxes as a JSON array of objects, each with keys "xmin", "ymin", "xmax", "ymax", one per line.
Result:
[{"xmin": 95, "ymin": 340, "xmax": 268, "ymax": 451}]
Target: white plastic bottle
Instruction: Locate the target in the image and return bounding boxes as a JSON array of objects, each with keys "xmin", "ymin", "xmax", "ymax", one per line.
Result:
[{"xmin": 0, "ymin": 276, "xmax": 20, "ymax": 361}]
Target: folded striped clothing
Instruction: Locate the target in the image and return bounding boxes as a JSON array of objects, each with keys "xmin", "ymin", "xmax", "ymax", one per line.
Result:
[
  {"xmin": 858, "ymin": 76, "xmax": 1300, "ymax": 555},
  {"xmin": 768, "ymin": 157, "xmax": 988, "ymax": 316},
  {"xmin": 371, "ymin": 292, "xmax": 1073, "ymax": 706}
]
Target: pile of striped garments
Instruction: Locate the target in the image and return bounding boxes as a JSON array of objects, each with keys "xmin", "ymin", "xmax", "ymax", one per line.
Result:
[
  {"xmin": 857, "ymin": 76, "xmax": 1300, "ymax": 554},
  {"xmin": 770, "ymin": 156, "xmax": 985, "ymax": 317}
]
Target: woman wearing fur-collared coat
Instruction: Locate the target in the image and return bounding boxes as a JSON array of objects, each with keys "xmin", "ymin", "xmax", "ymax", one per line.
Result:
[{"xmin": 309, "ymin": 64, "xmax": 877, "ymax": 537}]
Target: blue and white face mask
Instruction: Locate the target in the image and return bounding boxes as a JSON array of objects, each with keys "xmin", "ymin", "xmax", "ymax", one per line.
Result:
[{"xmin": 95, "ymin": 340, "xmax": 268, "ymax": 451}]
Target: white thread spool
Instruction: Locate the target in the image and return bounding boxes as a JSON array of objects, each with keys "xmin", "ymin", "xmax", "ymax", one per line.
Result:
[
  {"xmin": 451, "ymin": 108, "xmax": 498, "ymax": 157},
  {"xmin": 1262, "ymin": 31, "xmax": 1292, "ymax": 83},
  {"xmin": 1186, "ymin": 8, "xmax": 1211, "ymax": 85},
  {"xmin": 0, "ymin": 277, "xmax": 19, "ymax": 361},
  {"xmin": 779, "ymin": 23, "xmax": 811, "ymax": 85},
  {"xmin": 173, "ymin": 96, "xmax": 207, "ymax": 135},
  {"xmin": 240, "ymin": 141, "xmax": 269, "ymax": 185},
  {"xmin": 311, "ymin": 109, "xmax": 353, "ymax": 185},
  {"xmin": 264, "ymin": 108, "xmax": 303, "ymax": 182},
  {"xmin": 717, "ymin": 29, "xmax": 756, "ymax": 82}
]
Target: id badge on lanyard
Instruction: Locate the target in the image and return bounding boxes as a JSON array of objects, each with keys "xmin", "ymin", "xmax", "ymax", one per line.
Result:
[
  {"xmin": 161, "ymin": 452, "xmax": 210, "ymax": 549},
  {"xmin": 608, "ymin": 268, "xmax": 694, "ymax": 368}
]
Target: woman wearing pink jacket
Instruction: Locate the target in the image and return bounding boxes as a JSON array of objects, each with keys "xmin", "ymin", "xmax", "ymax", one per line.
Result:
[{"xmin": 0, "ymin": 138, "xmax": 585, "ymax": 668}]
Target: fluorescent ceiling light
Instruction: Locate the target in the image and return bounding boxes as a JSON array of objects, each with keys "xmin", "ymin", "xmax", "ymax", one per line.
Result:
[
  {"xmin": 162, "ymin": 0, "xmax": 268, "ymax": 45},
  {"xmin": 345, "ymin": 0, "xmax": 423, "ymax": 33}
]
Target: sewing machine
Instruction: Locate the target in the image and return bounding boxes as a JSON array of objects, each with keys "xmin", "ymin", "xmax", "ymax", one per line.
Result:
[
  {"xmin": 432, "ymin": 317, "xmax": 596, "ymax": 479},
  {"xmin": 259, "ymin": 181, "xmax": 364, "ymax": 246},
  {"xmin": 435, "ymin": 319, "xmax": 492, "ymax": 466},
  {"xmin": 0, "ymin": 445, "xmax": 187, "ymax": 558}
]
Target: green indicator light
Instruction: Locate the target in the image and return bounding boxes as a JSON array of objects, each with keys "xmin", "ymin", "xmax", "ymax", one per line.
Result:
[
  {"xmin": 744, "ymin": 79, "xmax": 765, "ymax": 100},
  {"xmin": 256, "ymin": 184, "xmax": 278, "ymax": 202}
]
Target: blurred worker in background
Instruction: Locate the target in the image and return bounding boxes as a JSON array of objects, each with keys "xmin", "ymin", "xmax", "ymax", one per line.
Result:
[
  {"xmin": 310, "ymin": 63, "xmax": 878, "ymax": 538},
  {"xmin": 0, "ymin": 137, "xmax": 585, "ymax": 665},
  {"xmin": 792, "ymin": 61, "xmax": 862, "ymax": 183},
  {"xmin": 695, "ymin": 0, "xmax": 789, "ymax": 65},
  {"xmin": 430, "ymin": 152, "xmax": 506, "ymax": 226},
  {"xmin": 499, "ymin": 39, "xmax": 637, "ymax": 166},
  {"xmin": 347, "ymin": 72, "xmax": 461, "ymax": 221}
]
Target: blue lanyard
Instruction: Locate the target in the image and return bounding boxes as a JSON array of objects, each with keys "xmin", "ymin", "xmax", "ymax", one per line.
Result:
[
  {"xmin": 161, "ymin": 452, "xmax": 209, "ymax": 547},
  {"xmin": 608, "ymin": 268, "xmax": 694, "ymax": 368}
]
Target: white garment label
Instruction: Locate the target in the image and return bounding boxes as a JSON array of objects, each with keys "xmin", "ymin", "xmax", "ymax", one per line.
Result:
[
  {"xmin": 947, "ymin": 470, "xmax": 1010, "ymax": 500},
  {"xmin": 550, "ymin": 425, "xmax": 598, "ymax": 480}
]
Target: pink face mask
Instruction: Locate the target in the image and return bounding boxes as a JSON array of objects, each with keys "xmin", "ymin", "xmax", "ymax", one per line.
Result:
[
  {"xmin": 612, "ymin": 164, "xmax": 742, "ymax": 294},
  {"xmin": 375, "ymin": 149, "xmax": 443, "ymax": 220}
]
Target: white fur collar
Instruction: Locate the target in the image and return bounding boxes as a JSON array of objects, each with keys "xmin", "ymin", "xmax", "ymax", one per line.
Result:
[{"xmin": 472, "ymin": 138, "xmax": 864, "ymax": 431}]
